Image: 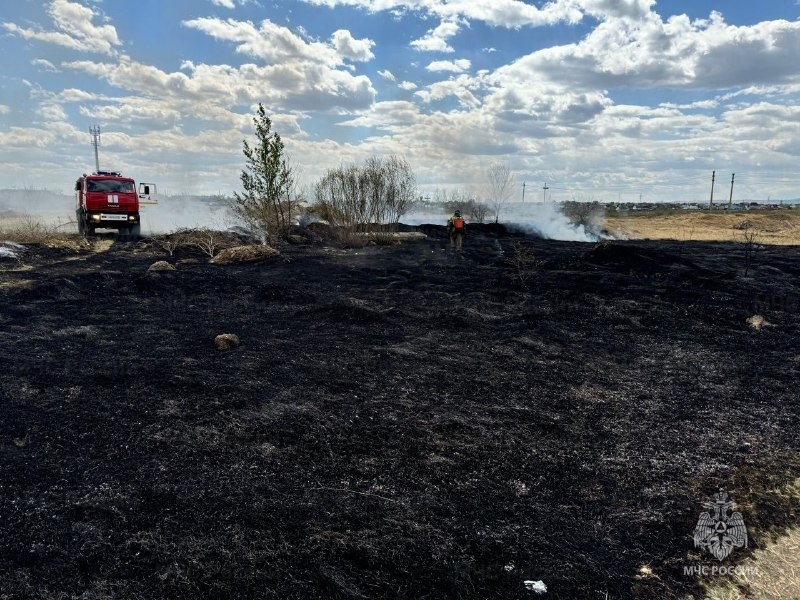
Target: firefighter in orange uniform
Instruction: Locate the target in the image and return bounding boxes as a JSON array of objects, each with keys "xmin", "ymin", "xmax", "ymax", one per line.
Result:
[{"xmin": 447, "ymin": 210, "xmax": 466, "ymax": 251}]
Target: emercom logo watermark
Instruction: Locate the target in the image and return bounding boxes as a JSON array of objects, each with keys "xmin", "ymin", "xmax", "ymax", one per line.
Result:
[{"xmin": 684, "ymin": 489, "xmax": 759, "ymax": 578}]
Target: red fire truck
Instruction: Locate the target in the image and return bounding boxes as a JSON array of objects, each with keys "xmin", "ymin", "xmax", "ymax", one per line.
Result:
[{"xmin": 75, "ymin": 171, "xmax": 157, "ymax": 238}]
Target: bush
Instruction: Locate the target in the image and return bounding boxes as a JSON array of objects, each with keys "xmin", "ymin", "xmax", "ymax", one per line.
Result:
[
  {"xmin": 562, "ymin": 201, "xmax": 604, "ymax": 233},
  {"xmin": 504, "ymin": 241, "xmax": 542, "ymax": 289},
  {"xmin": 313, "ymin": 156, "xmax": 416, "ymax": 235}
]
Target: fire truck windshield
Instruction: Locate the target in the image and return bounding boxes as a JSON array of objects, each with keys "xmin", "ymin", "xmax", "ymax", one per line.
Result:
[{"xmin": 87, "ymin": 179, "xmax": 135, "ymax": 193}]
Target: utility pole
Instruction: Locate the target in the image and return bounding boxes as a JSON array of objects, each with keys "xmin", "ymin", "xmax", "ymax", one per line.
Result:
[
  {"xmin": 522, "ymin": 182, "xmax": 526, "ymax": 203},
  {"xmin": 89, "ymin": 125, "xmax": 101, "ymax": 172},
  {"xmin": 542, "ymin": 182, "xmax": 549, "ymax": 203},
  {"xmin": 728, "ymin": 173, "xmax": 735, "ymax": 208},
  {"xmin": 709, "ymin": 170, "xmax": 715, "ymax": 209}
]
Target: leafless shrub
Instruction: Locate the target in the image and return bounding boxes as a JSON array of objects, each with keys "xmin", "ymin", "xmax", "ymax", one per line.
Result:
[
  {"xmin": 192, "ymin": 229, "xmax": 221, "ymax": 258},
  {"xmin": 741, "ymin": 224, "xmax": 760, "ymax": 276},
  {"xmin": 679, "ymin": 224, "xmax": 696, "ymax": 256},
  {"xmin": 170, "ymin": 228, "xmax": 240, "ymax": 258},
  {"xmin": 468, "ymin": 201, "xmax": 492, "ymax": 224},
  {"xmin": 562, "ymin": 200, "xmax": 604, "ymax": 231},
  {"xmin": 433, "ymin": 189, "xmax": 494, "ymax": 224},
  {"xmin": 506, "ymin": 241, "xmax": 542, "ymax": 289},
  {"xmin": 154, "ymin": 231, "xmax": 191, "ymax": 256},
  {"xmin": 314, "ymin": 155, "xmax": 417, "ymax": 237}
]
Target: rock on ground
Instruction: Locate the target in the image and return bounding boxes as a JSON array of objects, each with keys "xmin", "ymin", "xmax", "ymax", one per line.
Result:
[{"xmin": 214, "ymin": 333, "xmax": 240, "ymax": 350}]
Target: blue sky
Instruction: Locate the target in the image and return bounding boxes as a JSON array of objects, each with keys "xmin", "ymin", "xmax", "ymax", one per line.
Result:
[{"xmin": 2, "ymin": 0, "xmax": 800, "ymax": 202}]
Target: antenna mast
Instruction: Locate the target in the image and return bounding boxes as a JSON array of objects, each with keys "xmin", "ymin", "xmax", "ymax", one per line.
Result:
[{"xmin": 89, "ymin": 125, "xmax": 101, "ymax": 172}]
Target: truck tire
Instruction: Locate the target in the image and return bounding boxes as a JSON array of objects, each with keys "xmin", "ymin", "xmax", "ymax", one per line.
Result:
[{"xmin": 130, "ymin": 223, "xmax": 141, "ymax": 240}]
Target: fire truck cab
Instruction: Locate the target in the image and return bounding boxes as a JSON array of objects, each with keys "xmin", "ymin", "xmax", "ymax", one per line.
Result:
[{"xmin": 75, "ymin": 171, "xmax": 157, "ymax": 238}]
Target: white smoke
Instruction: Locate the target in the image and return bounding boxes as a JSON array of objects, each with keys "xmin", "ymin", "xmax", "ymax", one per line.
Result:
[
  {"xmin": 0, "ymin": 189, "xmax": 229, "ymax": 235},
  {"xmin": 1, "ymin": 189, "xmax": 607, "ymax": 242},
  {"xmin": 506, "ymin": 202, "xmax": 603, "ymax": 242},
  {"xmin": 0, "ymin": 189, "xmax": 72, "ymax": 220},
  {"xmin": 137, "ymin": 195, "xmax": 229, "ymax": 234},
  {"xmin": 403, "ymin": 201, "xmax": 605, "ymax": 242}
]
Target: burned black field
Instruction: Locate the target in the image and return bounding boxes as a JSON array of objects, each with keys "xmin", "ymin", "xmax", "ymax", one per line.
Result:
[{"xmin": 1, "ymin": 226, "xmax": 799, "ymax": 599}]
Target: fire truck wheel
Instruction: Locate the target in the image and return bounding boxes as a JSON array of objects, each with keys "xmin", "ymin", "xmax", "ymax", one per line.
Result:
[{"xmin": 130, "ymin": 223, "xmax": 141, "ymax": 240}]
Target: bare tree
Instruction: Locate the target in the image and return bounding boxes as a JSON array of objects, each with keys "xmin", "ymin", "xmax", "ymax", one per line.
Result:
[{"xmin": 487, "ymin": 162, "xmax": 514, "ymax": 223}]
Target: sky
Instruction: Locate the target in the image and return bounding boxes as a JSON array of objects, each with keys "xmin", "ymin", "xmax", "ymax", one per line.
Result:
[{"xmin": 2, "ymin": 0, "xmax": 800, "ymax": 203}]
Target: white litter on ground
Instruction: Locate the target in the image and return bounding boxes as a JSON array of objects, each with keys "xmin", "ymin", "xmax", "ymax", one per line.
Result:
[
  {"xmin": 0, "ymin": 242, "xmax": 24, "ymax": 259},
  {"xmin": 524, "ymin": 580, "xmax": 547, "ymax": 594}
]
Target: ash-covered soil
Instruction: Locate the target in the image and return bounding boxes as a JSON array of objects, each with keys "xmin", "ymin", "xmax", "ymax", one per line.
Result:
[{"xmin": 1, "ymin": 226, "xmax": 799, "ymax": 599}]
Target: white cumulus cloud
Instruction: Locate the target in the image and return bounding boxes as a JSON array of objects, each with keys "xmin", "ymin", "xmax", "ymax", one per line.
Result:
[
  {"xmin": 411, "ymin": 19, "xmax": 460, "ymax": 52},
  {"xmin": 427, "ymin": 59, "xmax": 471, "ymax": 73},
  {"xmin": 3, "ymin": 0, "xmax": 122, "ymax": 56},
  {"xmin": 330, "ymin": 29, "xmax": 375, "ymax": 62}
]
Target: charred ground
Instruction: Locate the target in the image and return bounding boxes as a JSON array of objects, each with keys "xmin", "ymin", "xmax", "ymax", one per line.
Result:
[{"xmin": 1, "ymin": 226, "xmax": 799, "ymax": 599}]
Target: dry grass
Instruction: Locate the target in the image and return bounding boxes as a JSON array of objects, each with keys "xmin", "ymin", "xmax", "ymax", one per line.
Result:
[
  {"xmin": 0, "ymin": 215, "xmax": 88, "ymax": 251},
  {"xmin": 334, "ymin": 229, "xmax": 423, "ymax": 248},
  {"xmin": 151, "ymin": 228, "xmax": 247, "ymax": 258},
  {"xmin": 704, "ymin": 478, "xmax": 800, "ymax": 600},
  {"xmin": 209, "ymin": 244, "xmax": 280, "ymax": 264},
  {"xmin": 605, "ymin": 210, "xmax": 800, "ymax": 245},
  {"xmin": 704, "ymin": 527, "xmax": 800, "ymax": 600}
]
